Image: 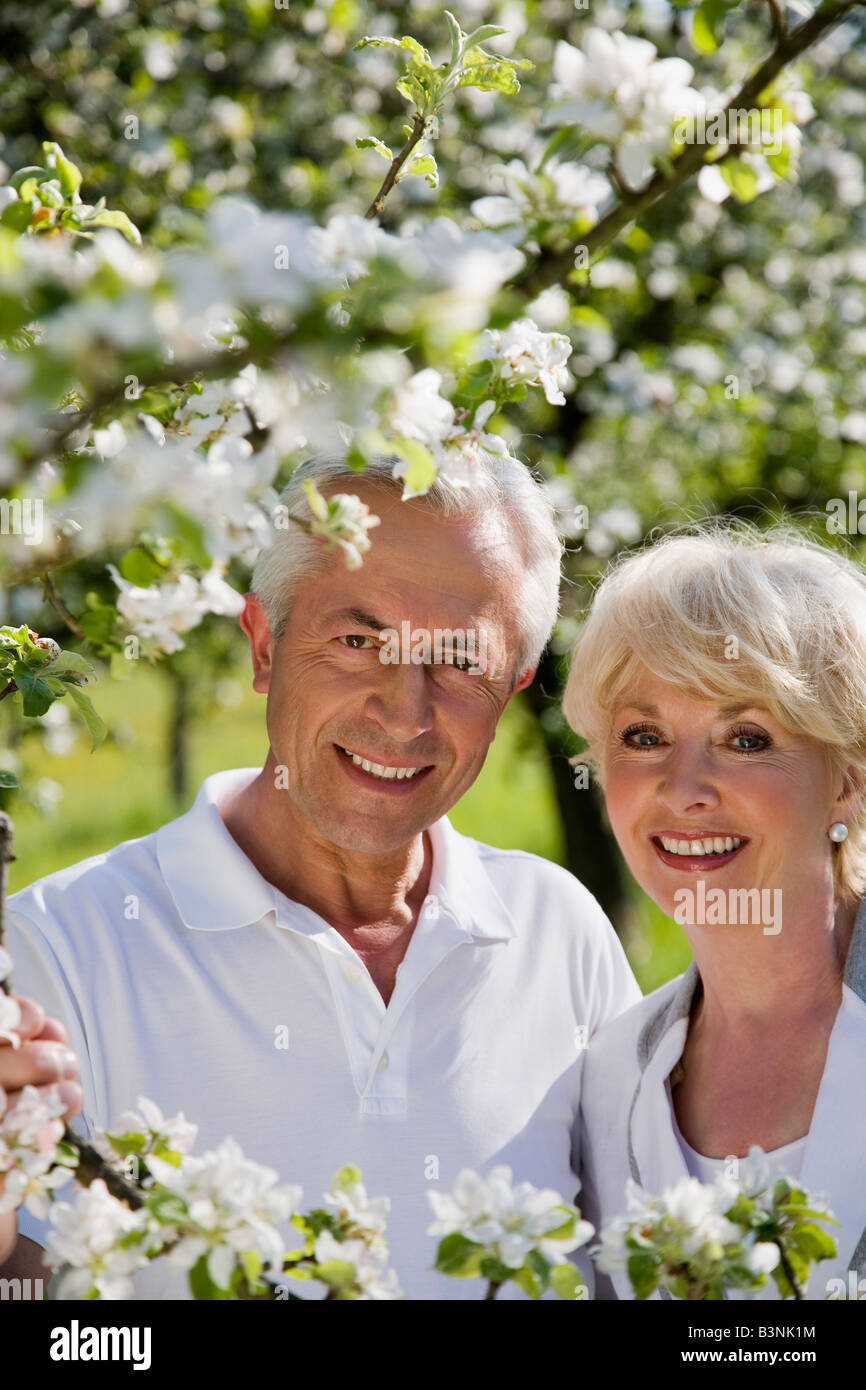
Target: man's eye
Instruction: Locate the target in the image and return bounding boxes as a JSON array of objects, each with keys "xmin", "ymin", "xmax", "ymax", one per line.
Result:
[
  {"xmin": 340, "ymin": 634, "xmax": 375, "ymax": 650},
  {"xmin": 443, "ymin": 653, "xmax": 482, "ymax": 673}
]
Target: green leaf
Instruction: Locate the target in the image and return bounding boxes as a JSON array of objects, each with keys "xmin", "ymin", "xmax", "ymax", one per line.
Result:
[
  {"xmin": 433, "ymin": 1232, "xmax": 486, "ymax": 1278},
  {"xmin": 550, "ymin": 1262, "xmax": 583, "ymax": 1300},
  {"xmin": 82, "ymin": 208, "xmax": 141, "ymax": 245},
  {"xmin": 392, "ymin": 437, "xmax": 437, "ymax": 496},
  {"xmin": 462, "ymin": 24, "xmax": 509, "ymax": 48},
  {"xmin": 65, "ymin": 682, "xmax": 107, "ymax": 750},
  {"xmin": 444, "ymin": 10, "xmax": 462, "ymax": 67},
  {"xmin": 241, "ymin": 1249, "xmax": 263, "ymax": 1285},
  {"xmin": 356, "ymin": 136, "xmax": 393, "ymax": 161},
  {"xmin": 55, "ymin": 152, "xmax": 83, "ymax": 199},
  {"xmin": 151, "ymin": 1140, "xmax": 183, "ymax": 1166},
  {"xmin": 40, "ymin": 649, "xmax": 96, "ymax": 679},
  {"xmin": 407, "ymin": 153, "xmax": 438, "ymax": 187},
  {"xmin": 456, "ymin": 62, "xmax": 521, "ymax": 95},
  {"xmin": 188, "ymin": 1252, "xmax": 232, "ymax": 1300},
  {"xmin": 512, "ymin": 1264, "xmax": 542, "ymax": 1299},
  {"xmin": 12, "ymin": 662, "xmax": 54, "ymax": 718},
  {"xmin": 105, "ymin": 1130, "xmax": 149, "ymax": 1156},
  {"xmin": 0, "ymin": 770, "xmax": 19, "ymax": 789},
  {"xmin": 314, "ymin": 1258, "xmax": 357, "ymax": 1288},
  {"xmin": 720, "ymin": 157, "xmax": 761, "ymax": 203},
  {"xmin": 9, "ymin": 166, "xmax": 44, "ymax": 191},
  {"xmin": 119, "ymin": 546, "xmax": 166, "ymax": 587},
  {"xmin": 627, "ymin": 1249, "xmax": 660, "ymax": 1300},
  {"xmin": 692, "ymin": 0, "xmax": 728, "ymax": 54},
  {"xmin": 330, "ymin": 1164, "xmax": 363, "ymax": 1190},
  {"xmin": 0, "ymin": 200, "xmax": 32, "ymax": 234},
  {"xmin": 355, "ymin": 35, "xmax": 433, "ymax": 66}
]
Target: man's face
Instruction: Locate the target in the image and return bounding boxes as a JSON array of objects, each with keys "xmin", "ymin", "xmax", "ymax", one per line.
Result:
[{"xmin": 246, "ymin": 481, "xmax": 535, "ymax": 853}]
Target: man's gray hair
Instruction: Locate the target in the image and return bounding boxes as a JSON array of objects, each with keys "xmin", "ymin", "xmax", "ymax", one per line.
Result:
[{"xmin": 251, "ymin": 452, "xmax": 563, "ymax": 674}]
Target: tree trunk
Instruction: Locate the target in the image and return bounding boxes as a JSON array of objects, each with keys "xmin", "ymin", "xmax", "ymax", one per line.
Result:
[{"xmin": 522, "ymin": 650, "xmax": 633, "ymax": 938}]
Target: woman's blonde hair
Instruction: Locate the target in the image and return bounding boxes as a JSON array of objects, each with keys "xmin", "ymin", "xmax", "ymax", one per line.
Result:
[{"xmin": 562, "ymin": 519, "xmax": 866, "ymax": 901}]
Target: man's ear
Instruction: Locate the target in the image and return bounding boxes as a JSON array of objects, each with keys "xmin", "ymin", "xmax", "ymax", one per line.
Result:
[
  {"xmin": 239, "ymin": 593, "xmax": 274, "ymax": 693},
  {"xmin": 512, "ymin": 664, "xmax": 537, "ymax": 695}
]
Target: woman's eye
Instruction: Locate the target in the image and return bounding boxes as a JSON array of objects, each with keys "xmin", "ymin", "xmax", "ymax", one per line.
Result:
[
  {"xmin": 730, "ymin": 726, "xmax": 771, "ymax": 752},
  {"xmin": 340, "ymin": 634, "xmax": 375, "ymax": 650},
  {"xmin": 620, "ymin": 723, "xmax": 662, "ymax": 748}
]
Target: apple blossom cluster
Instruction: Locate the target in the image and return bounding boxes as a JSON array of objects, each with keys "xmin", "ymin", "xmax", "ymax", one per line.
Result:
[
  {"xmin": 594, "ymin": 1148, "xmax": 838, "ymax": 1300},
  {"xmin": 545, "ymin": 26, "xmax": 815, "ymax": 200},
  {"xmin": 25, "ymin": 1098, "xmax": 403, "ymax": 1300},
  {"xmin": 428, "ymin": 1163, "xmax": 594, "ymax": 1299},
  {"xmin": 0, "ymin": 1084, "xmax": 75, "ymax": 1222}
]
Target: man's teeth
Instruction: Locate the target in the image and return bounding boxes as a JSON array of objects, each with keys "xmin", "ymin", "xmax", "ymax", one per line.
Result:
[
  {"xmin": 658, "ymin": 835, "xmax": 745, "ymax": 856},
  {"xmin": 342, "ymin": 748, "xmax": 422, "ymax": 781}
]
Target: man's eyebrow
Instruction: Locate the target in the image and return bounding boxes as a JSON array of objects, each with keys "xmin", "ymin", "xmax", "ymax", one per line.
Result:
[{"xmin": 332, "ymin": 607, "xmax": 390, "ymax": 632}]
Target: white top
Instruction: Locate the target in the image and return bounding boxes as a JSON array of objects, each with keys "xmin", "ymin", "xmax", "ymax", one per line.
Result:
[
  {"xmin": 672, "ymin": 1113, "xmax": 808, "ymax": 1185},
  {"xmin": 7, "ymin": 766, "xmax": 641, "ymax": 1300},
  {"xmin": 580, "ymin": 939, "xmax": 866, "ymax": 1301}
]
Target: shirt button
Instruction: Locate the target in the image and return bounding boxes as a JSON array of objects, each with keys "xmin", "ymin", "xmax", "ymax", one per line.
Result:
[
  {"xmin": 376, "ymin": 1052, "xmax": 389, "ymax": 1072},
  {"xmin": 344, "ymin": 963, "xmax": 363, "ymax": 983}
]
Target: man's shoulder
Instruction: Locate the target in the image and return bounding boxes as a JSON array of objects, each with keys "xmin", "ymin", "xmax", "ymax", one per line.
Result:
[
  {"xmin": 463, "ymin": 831, "xmax": 606, "ymax": 910},
  {"xmin": 8, "ymin": 825, "xmax": 163, "ymax": 932}
]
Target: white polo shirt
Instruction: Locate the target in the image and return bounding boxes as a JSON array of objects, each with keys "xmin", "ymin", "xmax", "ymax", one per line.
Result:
[{"xmin": 7, "ymin": 766, "xmax": 640, "ymax": 1299}]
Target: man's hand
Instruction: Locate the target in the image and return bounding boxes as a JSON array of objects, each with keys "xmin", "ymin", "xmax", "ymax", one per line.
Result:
[{"xmin": 0, "ymin": 995, "xmax": 82, "ymax": 1266}]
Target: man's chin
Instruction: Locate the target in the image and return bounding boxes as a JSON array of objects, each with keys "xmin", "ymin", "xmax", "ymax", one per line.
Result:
[{"xmin": 314, "ymin": 811, "xmax": 432, "ymax": 855}]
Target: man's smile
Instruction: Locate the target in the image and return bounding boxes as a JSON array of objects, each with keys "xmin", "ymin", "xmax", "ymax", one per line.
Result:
[{"xmin": 335, "ymin": 743, "xmax": 434, "ymax": 789}]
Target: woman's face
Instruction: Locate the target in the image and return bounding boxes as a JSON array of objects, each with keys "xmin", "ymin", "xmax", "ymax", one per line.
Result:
[{"xmin": 602, "ymin": 667, "xmax": 849, "ymax": 927}]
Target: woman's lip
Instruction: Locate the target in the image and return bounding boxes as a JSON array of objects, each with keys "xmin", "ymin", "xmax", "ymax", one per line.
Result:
[
  {"xmin": 650, "ymin": 831, "xmax": 749, "ymax": 841},
  {"xmin": 650, "ymin": 836, "xmax": 748, "ymax": 871}
]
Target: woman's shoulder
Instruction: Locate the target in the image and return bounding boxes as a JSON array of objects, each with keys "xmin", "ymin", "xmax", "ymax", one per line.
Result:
[{"xmin": 585, "ymin": 970, "xmax": 687, "ymax": 1076}]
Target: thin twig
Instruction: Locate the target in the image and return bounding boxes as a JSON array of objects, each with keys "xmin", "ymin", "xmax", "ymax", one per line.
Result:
[
  {"xmin": 365, "ymin": 112, "xmax": 430, "ymax": 220},
  {"xmin": 40, "ymin": 572, "xmax": 86, "ymax": 641},
  {"xmin": 766, "ymin": 0, "xmax": 788, "ymax": 44}
]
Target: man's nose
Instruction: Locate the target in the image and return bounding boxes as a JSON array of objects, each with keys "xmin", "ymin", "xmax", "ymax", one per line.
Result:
[{"xmin": 364, "ymin": 660, "xmax": 435, "ymax": 742}]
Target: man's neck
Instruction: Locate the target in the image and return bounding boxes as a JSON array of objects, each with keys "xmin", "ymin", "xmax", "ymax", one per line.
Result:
[{"xmin": 217, "ymin": 766, "xmax": 434, "ymax": 937}]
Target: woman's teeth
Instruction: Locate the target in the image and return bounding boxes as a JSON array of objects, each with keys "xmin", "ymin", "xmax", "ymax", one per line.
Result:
[
  {"xmin": 342, "ymin": 747, "xmax": 422, "ymax": 781},
  {"xmin": 658, "ymin": 835, "xmax": 745, "ymax": 856}
]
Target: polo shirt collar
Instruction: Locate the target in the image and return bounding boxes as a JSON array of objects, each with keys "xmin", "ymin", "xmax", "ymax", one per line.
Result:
[{"xmin": 157, "ymin": 767, "xmax": 517, "ymax": 943}]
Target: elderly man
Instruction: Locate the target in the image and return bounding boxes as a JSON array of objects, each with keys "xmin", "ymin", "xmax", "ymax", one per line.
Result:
[{"xmin": 0, "ymin": 453, "xmax": 639, "ymax": 1299}]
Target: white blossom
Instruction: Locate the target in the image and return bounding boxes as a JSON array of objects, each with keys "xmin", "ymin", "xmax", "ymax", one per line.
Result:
[
  {"xmin": 427, "ymin": 1164, "xmax": 593, "ymax": 1270},
  {"xmin": 550, "ymin": 29, "xmax": 705, "ymax": 191},
  {"xmin": 146, "ymin": 1136, "xmax": 303, "ymax": 1291},
  {"xmin": 303, "ymin": 484, "xmax": 381, "ymax": 569},
  {"xmin": 485, "ymin": 318, "xmax": 572, "ymax": 406},
  {"xmin": 45, "ymin": 1178, "xmax": 153, "ymax": 1299},
  {"xmin": 388, "ymin": 368, "xmax": 455, "ymax": 447},
  {"xmin": 313, "ymin": 1228, "xmax": 403, "ymax": 1299},
  {"xmin": 106, "ymin": 564, "xmax": 245, "ymax": 656}
]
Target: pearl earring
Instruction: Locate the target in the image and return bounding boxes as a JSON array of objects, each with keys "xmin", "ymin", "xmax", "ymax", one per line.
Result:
[{"xmin": 828, "ymin": 822, "xmax": 849, "ymax": 843}]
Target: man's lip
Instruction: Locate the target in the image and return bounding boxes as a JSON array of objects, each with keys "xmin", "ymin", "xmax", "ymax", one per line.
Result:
[
  {"xmin": 336, "ymin": 743, "xmax": 432, "ymax": 772},
  {"xmin": 334, "ymin": 744, "xmax": 435, "ymax": 791}
]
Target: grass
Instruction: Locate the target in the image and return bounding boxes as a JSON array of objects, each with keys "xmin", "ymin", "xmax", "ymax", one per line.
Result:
[{"xmin": 6, "ymin": 658, "xmax": 691, "ymax": 993}]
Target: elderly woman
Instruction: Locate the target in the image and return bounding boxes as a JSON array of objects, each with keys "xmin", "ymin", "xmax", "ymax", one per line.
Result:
[{"xmin": 563, "ymin": 521, "xmax": 866, "ymax": 1300}]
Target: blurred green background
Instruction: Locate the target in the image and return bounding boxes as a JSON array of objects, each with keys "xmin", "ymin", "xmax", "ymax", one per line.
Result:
[{"xmin": 7, "ymin": 650, "xmax": 689, "ymax": 996}]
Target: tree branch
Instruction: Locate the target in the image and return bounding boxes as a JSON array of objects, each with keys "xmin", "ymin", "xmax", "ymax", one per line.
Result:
[{"xmin": 516, "ymin": 0, "xmax": 863, "ymax": 297}]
